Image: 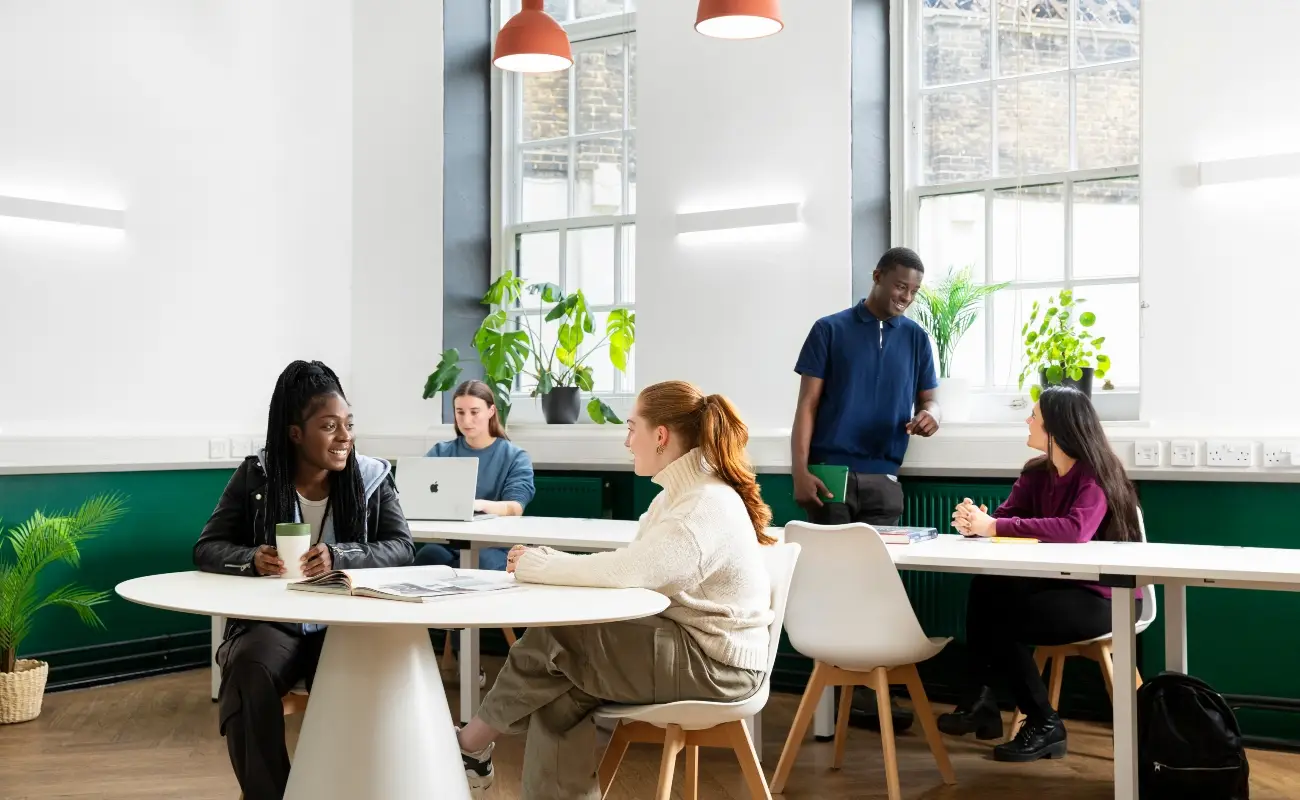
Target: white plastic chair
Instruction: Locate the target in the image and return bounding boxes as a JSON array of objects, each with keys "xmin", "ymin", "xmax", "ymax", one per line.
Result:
[
  {"xmin": 594, "ymin": 542, "xmax": 801, "ymax": 800},
  {"xmin": 771, "ymin": 522, "xmax": 956, "ymax": 800},
  {"xmin": 1008, "ymin": 507, "xmax": 1158, "ymax": 737}
]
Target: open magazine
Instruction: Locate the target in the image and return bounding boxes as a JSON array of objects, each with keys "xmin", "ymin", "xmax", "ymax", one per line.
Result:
[{"xmin": 287, "ymin": 565, "xmax": 519, "ymax": 603}]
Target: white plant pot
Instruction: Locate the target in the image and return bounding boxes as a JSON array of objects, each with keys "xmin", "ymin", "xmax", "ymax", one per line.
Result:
[{"xmin": 935, "ymin": 377, "xmax": 973, "ymax": 423}]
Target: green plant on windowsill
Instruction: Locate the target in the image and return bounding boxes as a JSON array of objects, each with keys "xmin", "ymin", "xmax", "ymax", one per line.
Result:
[
  {"xmin": 909, "ymin": 266, "xmax": 1008, "ymax": 380},
  {"xmin": 423, "ymin": 273, "xmax": 635, "ymax": 425},
  {"xmin": 1018, "ymin": 288, "xmax": 1110, "ymax": 401},
  {"xmin": 0, "ymin": 493, "xmax": 127, "ymax": 723}
]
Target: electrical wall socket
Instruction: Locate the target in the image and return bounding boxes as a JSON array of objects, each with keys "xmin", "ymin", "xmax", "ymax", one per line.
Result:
[
  {"xmin": 209, "ymin": 438, "xmax": 230, "ymax": 460},
  {"xmin": 229, "ymin": 438, "xmax": 253, "ymax": 458},
  {"xmin": 1170, "ymin": 440, "xmax": 1198, "ymax": 467},
  {"xmin": 1206, "ymin": 440, "xmax": 1254, "ymax": 468},
  {"xmin": 1134, "ymin": 440, "xmax": 1161, "ymax": 467},
  {"xmin": 1263, "ymin": 441, "xmax": 1300, "ymax": 468}
]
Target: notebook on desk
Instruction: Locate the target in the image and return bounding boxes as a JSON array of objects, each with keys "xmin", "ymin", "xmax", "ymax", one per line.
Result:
[{"xmin": 875, "ymin": 526, "xmax": 939, "ymax": 545}]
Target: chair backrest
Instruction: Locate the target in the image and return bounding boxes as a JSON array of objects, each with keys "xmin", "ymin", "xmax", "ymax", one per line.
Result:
[
  {"xmin": 783, "ymin": 521, "xmax": 936, "ymax": 668},
  {"xmin": 1136, "ymin": 506, "xmax": 1158, "ymax": 629},
  {"xmin": 760, "ymin": 542, "xmax": 802, "ymax": 673}
]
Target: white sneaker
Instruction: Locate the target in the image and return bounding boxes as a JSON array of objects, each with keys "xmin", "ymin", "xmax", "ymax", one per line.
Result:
[{"xmin": 460, "ymin": 737, "xmax": 494, "ymax": 791}]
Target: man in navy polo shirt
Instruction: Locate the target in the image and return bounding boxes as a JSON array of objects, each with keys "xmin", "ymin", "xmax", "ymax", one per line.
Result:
[{"xmin": 791, "ymin": 246, "xmax": 940, "ymax": 732}]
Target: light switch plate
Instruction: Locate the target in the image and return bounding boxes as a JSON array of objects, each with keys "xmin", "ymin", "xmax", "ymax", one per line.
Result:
[{"xmin": 1170, "ymin": 440, "xmax": 1197, "ymax": 467}]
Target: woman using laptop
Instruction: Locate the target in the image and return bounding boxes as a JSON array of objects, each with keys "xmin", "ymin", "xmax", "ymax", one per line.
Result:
[
  {"xmin": 192, "ymin": 360, "xmax": 414, "ymax": 800},
  {"xmin": 938, "ymin": 384, "xmax": 1141, "ymax": 764},
  {"xmin": 413, "ymin": 379, "xmax": 535, "ymax": 571},
  {"xmin": 452, "ymin": 380, "xmax": 774, "ymax": 797}
]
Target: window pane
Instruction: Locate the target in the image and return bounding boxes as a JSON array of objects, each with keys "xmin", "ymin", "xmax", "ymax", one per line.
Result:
[
  {"xmin": 621, "ymin": 223, "xmax": 636, "ymax": 304},
  {"xmin": 619, "ymin": 338, "xmax": 636, "ymax": 394},
  {"xmin": 1076, "ymin": 0, "xmax": 1140, "ymax": 65},
  {"xmin": 922, "ymin": 86, "xmax": 992, "ymax": 185},
  {"xmin": 918, "ymin": 192, "xmax": 986, "ymax": 282},
  {"xmin": 575, "ymin": 137, "xmax": 624, "ymax": 216},
  {"xmin": 574, "ymin": 39, "xmax": 626, "ymax": 135},
  {"xmin": 516, "ymin": 231, "xmax": 561, "ymax": 297},
  {"xmin": 626, "ymin": 131, "xmax": 637, "ymax": 214},
  {"xmin": 1073, "ymin": 178, "xmax": 1139, "ymax": 278},
  {"xmin": 997, "ymin": 0, "xmax": 1069, "ymax": 77},
  {"xmin": 991, "ymin": 184, "xmax": 1065, "ymax": 282},
  {"xmin": 996, "ymin": 74, "xmax": 1069, "ymax": 176},
  {"xmin": 1075, "ymin": 64, "xmax": 1140, "ymax": 169},
  {"xmin": 1075, "ymin": 282, "xmax": 1138, "ymax": 387},
  {"xmin": 566, "ymin": 226, "xmax": 615, "ymax": 305},
  {"xmin": 586, "ymin": 311, "xmax": 617, "ymax": 392},
  {"xmin": 575, "ymin": 0, "xmax": 626, "ymax": 18},
  {"xmin": 521, "ymin": 70, "xmax": 569, "ymax": 143},
  {"xmin": 992, "ymin": 287, "xmax": 1054, "ymax": 388},
  {"xmin": 519, "ymin": 145, "xmax": 570, "ymax": 222},
  {"xmin": 628, "ymin": 35, "xmax": 637, "ymax": 128},
  {"xmin": 922, "ymin": 0, "xmax": 991, "ymax": 86},
  {"xmin": 543, "ymin": 0, "xmax": 570, "ymax": 22}
]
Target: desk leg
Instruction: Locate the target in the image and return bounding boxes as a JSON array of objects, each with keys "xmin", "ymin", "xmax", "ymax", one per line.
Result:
[
  {"xmin": 210, "ymin": 615, "xmax": 223, "ymax": 702},
  {"xmin": 1112, "ymin": 586, "xmax": 1139, "ymax": 800},
  {"xmin": 813, "ymin": 685, "xmax": 836, "ymax": 740},
  {"xmin": 284, "ymin": 625, "xmax": 469, "ymax": 800},
  {"xmin": 459, "ymin": 545, "xmax": 481, "ymax": 725},
  {"xmin": 1164, "ymin": 583, "xmax": 1188, "ymax": 674}
]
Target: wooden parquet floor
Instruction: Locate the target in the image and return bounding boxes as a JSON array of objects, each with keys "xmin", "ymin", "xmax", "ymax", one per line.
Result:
[{"xmin": 1, "ymin": 664, "xmax": 1297, "ymax": 799}]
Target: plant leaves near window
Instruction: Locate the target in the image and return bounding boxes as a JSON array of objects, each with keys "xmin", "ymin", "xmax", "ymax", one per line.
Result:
[
  {"xmin": 908, "ymin": 266, "xmax": 1008, "ymax": 379},
  {"xmin": 1019, "ymin": 290, "xmax": 1110, "ymax": 397}
]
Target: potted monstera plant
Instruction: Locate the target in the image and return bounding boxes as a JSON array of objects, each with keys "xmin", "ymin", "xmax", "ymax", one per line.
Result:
[
  {"xmin": 909, "ymin": 266, "xmax": 1007, "ymax": 421},
  {"xmin": 1019, "ymin": 288, "xmax": 1110, "ymax": 400},
  {"xmin": 0, "ymin": 493, "xmax": 126, "ymax": 724},
  {"xmin": 424, "ymin": 274, "xmax": 635, "ymax": 425}
]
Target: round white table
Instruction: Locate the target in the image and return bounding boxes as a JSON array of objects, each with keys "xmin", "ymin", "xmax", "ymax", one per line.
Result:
[{"xmin": 116, "ymin": 570, "xmax": 669, "ymax": 800}]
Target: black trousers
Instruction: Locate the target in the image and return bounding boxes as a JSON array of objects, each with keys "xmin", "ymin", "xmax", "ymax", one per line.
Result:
[
  {"xmin": 807, "ymin": 472, "xmax": 905, "ymax": 527},
  {"xmin": 217, "ymin": 622, "xmax": 326, "ymax": 800},
  {"xmin": 964, "ymin": 575, "xmax": 1113, "ymax": 724}
]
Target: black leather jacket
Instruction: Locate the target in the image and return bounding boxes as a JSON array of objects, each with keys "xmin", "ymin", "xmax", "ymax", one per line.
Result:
[{"xmin": 193, "ymin": 455, "xmax": 414, "ymax": 576}]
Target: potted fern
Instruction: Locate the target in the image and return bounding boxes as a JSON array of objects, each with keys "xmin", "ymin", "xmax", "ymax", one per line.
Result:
[
  {"xmin": 0, "ymin": 493, "xmax": 126, "ymax": 724},
  {"xmin": 424, "ymin": 274, "xmax": 635, "ymax": 425},
  {"xmin": 909, "ymin": 266, "xmax": 1008, "ymax": 421}
]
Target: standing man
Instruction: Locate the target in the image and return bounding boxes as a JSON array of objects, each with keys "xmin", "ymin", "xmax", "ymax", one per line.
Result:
[{"xmin": 791, "ymin": 246, "xmax": 940, "ymax": 730}]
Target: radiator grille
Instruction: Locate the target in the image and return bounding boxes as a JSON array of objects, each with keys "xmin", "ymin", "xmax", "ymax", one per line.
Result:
[{"xmin": 530, "ymin": 475, "xmax": 606, "ymax": 519}]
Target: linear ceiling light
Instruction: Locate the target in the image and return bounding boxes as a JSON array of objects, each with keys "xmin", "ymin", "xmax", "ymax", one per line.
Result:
[{"xmin": 0, "ymin": 195, "xmax": 125, "ymax": 230}]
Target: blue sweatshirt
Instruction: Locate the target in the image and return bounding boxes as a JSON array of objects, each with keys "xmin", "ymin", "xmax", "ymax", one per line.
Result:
[{"xmin": 427, "ymin": 437, "xmax": 536, "ymax": 508}]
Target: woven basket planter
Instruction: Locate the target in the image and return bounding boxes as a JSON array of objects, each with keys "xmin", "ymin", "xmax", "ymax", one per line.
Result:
[{"xmin": 0, "ymin": 660, "xmax": 49, "ymax": 724}]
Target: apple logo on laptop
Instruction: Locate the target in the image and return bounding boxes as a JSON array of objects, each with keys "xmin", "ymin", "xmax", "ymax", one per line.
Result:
[{"xmin": 429, "ymin": 482, "xmax": 439, "ymax": 493}]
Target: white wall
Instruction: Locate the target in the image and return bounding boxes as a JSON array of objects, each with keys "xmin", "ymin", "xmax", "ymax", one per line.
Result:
[
  {"xmin": 349, "ymin": 0, "xmax": 444, "ymax": 435},
  {"xmin": 636, "ymin": 0, "xmax": 853, "ymax": 430},
  {"xmin": 0, "ymin": 0, "xmax": 353, "ymax": 437},
  {"xmin": 1140, "ymin": 0, "xmax": 1300, "ymax": 428}
]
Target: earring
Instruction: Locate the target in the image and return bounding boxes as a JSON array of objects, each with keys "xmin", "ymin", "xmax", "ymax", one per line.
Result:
[{"xmin": 655, "ymin": 444, "xmax": 665, "ymax": 455}]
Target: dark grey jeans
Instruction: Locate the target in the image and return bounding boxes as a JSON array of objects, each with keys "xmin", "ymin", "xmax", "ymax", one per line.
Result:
[{"xmin": 807, "ymin": 472, "xmax": 905, "ymax": 527}]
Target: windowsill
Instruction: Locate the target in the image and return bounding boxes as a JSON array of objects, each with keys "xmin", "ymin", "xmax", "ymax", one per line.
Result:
[
  {"xmin": 505, "ymin": 392, "xmax": 636, "ymax": 426},
  {"xmin": 945, "ymin": 387, "xmax": 1139, "ymax": 424}
]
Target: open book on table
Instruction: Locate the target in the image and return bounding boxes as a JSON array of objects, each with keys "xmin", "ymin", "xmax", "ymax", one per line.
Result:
[
  {"xmin": 874, "ymin": 526, "xmax": 939, "ymax": 545},
  {"xmin": 287, "ymin": 565, "xmax": 519, "ymax": 603}
]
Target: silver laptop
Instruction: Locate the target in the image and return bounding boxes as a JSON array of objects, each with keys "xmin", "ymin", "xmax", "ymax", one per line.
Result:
[{"xmin": 396, "ymin": 457, "xmax": 495, "ymax": 522}]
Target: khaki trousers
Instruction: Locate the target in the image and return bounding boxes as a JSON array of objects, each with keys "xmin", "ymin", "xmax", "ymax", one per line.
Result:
[{"xmin": 478, "ymin": 615, "xmax": 762, "ymax": 800}]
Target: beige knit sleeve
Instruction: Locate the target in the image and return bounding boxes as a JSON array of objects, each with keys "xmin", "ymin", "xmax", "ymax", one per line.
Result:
[{"xmin": 513, "ymin": 515, "xmax": 704, "ymax": 593}]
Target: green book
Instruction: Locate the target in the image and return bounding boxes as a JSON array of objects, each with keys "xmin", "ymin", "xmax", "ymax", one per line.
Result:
[{"xmin": 807, "ymin": 464, "xmax": 849, "ymax": 504}]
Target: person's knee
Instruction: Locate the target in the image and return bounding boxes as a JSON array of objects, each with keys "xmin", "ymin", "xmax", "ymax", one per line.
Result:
[
  {"xmin": 478, "ymin": 548, "xmax": 509, "ymax": 572},
  {"xmin": 414, "ymin": 544, "xmax": 456, "ymax": 567}
]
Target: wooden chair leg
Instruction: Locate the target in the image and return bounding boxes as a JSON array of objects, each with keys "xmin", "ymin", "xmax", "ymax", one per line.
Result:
[
  {"xmin": 1095, "ymin": 642, "xmax": 1116, "ymax": 700},
  {"xmin": 598, "ymin": 721, "xmax": 633, "ymax": 798},
  {"xmin": 771, "ymin": 661, "xmax": 829, "ymax": 794},
  {"xmin": 724, "ymin": 719, "xmax": 773, "ymax": 800},
  {"xmin": 900, "ymin": 664, "xmax": 956, "ymax": 785},
  {"xmin": 1010, "ymin": 648, "xmax": 1051, "ymax": 739},
  {"xmin": 502, "ymin": 627, "xmax": 517, "ymax": 647},
  {"xmin": 871, "ymin": 667, "xmax": 903, "ymax": 800},
  {"xmin": 1134, "ymin": 666, "xmax": 1144, "ymax": 692},
  {"xmin": 440, "ymin": 631, "xmax": 456, "ymax": 671},
  {"xmin": 656, "ymin": 724, "xmax": 686, "ymax": 800},
  {"xmin": 832, "ymin": 683, "xmax": 854, "ymax": 769},
  {"xmin": 683, "ymin": 745, "xmax": 700, "ymax": 800},
  {"xmin": 1048, "ymin": 650, "xmax": 1067, "ymax": 709}
]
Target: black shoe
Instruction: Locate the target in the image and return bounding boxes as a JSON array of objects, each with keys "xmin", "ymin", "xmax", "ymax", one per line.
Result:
[
  {"xmin": 458, "ymin": 735, "xmax": 494, "ymax": 791},
  {"xmin": 993, "ymin": 713, "xmax": 1068, "ymax": 762},
  {"xmin": 849, "ymin": 687, "xmax": 914, "ymax": 733},
  {"xmin": 937, "ymin": 686, "xmax": 1003, "ymax": 740}
]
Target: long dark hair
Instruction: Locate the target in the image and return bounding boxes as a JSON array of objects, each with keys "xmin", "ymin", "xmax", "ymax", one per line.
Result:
[
  {"xmin": 452, "ymin": 380, "xmax": 508, "ymax": 440},
  {"xmin": 1027, "ymin": 385, "xmax": 1141, "ymax": 542},
  {"xmin": 263, "ymin": 360, "xmax": 366, "ymax": 542}
]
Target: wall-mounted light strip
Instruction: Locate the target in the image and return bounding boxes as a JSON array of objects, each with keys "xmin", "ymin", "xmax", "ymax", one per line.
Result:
[
  {"xmin": 675, "ymin": 201, "xmax": 802, "ymax": 235},
  {"xmin": 0, "ymin": 195, "xmax": 126, "ymax": 229},
  {"xmin": 1198, "ymin": 152, "xmax": 1300, "ymax": 186}
]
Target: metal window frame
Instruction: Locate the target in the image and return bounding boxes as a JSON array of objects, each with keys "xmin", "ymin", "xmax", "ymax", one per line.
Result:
[{"xmin": 900, "ymin": 0, "xmax": 1141, "ymax": 390}]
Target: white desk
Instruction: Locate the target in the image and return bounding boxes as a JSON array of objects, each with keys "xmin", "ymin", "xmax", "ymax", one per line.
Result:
[{"xmin": 121, "ymin": 569, "xmax": 667, "ymax": 800}]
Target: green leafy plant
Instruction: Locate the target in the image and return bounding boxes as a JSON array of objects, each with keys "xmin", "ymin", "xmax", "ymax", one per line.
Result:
[
  {"xmin": 423, "ymin": 274, "xmax": 635, "ymax": 425},
  {"xmin": 909, "ymin": 266, "xmax": 1008, "ymax": 379},
  {"xmin": 1018, "ymin": 288, "xmax": 1110, "ymax": 401},
  {"xmin": 0, "ymin": 493, "xmax": 127, "ymax": 673}
]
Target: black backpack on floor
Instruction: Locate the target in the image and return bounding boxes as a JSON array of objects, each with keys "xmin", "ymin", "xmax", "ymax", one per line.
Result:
[{"xmin": 1137, "ymin": 671, "xmax": 1250, "ymax": 799}]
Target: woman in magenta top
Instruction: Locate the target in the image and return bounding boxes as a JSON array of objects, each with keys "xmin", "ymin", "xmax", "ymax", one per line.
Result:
[{"xmin": 938, "ymin": 385, "xmax": 1142, "ymax": 764}]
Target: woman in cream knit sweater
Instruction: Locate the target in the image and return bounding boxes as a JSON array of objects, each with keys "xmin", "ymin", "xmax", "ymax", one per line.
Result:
[{"xmin": 455, "ymin": 380, "xmax": 776, "ymax": 799}]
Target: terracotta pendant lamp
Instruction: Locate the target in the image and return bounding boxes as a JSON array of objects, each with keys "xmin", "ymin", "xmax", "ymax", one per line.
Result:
[
  {"xmin": 695, "ymin": 0, "xmax": 783, "ymax": 39},
  {"xmin": 493, "ymin": 0, "xmax": 573, "ymax": 73}
]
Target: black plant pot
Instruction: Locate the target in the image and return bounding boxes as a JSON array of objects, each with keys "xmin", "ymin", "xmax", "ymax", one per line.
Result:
[
  {"xmin": 541, "ymin": 387, "xmax": 582, "ymax": 424},
  {"xmin": 1039, "ymin": 366, "xmax": 1094, "ymax": 398}
]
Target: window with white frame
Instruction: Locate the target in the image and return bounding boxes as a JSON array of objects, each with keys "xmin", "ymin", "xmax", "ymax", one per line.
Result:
[
  {"xmin": 501, "ymin": 1, "xmax": 637, "ymax": 398},
  {"xmin": 905, "ymin": 0, "xmax": 1140, "ymax": 392}
]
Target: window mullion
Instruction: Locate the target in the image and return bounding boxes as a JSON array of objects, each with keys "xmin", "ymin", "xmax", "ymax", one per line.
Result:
[
  {"xmin": 984, "ymin": 186, "xmax": 995, "ymax": 388},
  {"xmin": 1064, "ymin": 177, "xmax": 1074, "ymax": 287}
]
